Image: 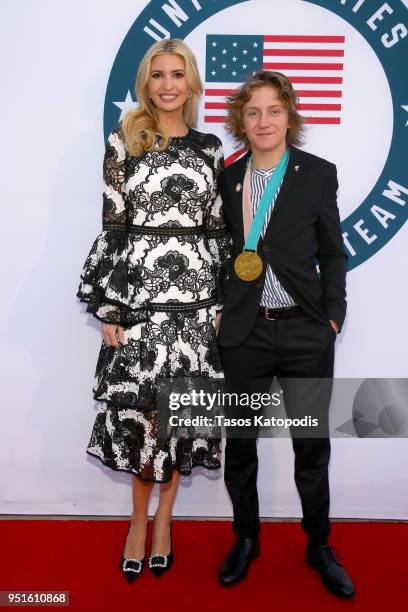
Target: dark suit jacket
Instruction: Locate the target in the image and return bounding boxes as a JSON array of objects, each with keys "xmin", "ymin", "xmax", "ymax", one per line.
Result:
[{"xmin": 217, "ymin": 145, "xmax": 347, "ymax": 347}]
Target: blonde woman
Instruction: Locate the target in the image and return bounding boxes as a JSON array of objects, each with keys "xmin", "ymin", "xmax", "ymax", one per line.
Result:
[{"xmin": 77, "ymin": 39, "xmax": 231, "ymax": 581}]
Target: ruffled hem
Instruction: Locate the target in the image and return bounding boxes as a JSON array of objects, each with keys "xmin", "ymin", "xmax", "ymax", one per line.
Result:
[
  {"xmin": 77, "ymin": 286, "xmax": 148, "ymax": 328},
  {"xmin": 86, "ymin": 446, "xmax": 221, "ymax": 484},
  {"xmin": 93, "ymin": 368, "xmax": 224, "ymax": 412},
  {"xmin": 91, "ymin": 303, "xmax": 224, "ymax": 412},
  {"xmin": 86, "ymin": 405, "xmax": 221, "ymax": 482},
  {"xmin": 77, "ymin": 228, "xmax": 229, "ymax": 325},
  {"xmin": 77, "ymin": 229, "xmax": 149, "ymax": 327}
]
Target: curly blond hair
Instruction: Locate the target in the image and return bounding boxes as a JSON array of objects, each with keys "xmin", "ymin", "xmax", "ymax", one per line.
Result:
[{"xmin": 225, "ymin": 71, "xmax": 305, "ymax": 148}]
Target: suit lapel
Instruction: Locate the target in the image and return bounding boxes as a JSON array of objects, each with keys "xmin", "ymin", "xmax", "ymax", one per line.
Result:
[
  {"xmin": 260, "ymin": 146, "xmax": 304, "ymax": 247},
  {"xmin": 227, "ymin": 152, "xmax": 250, "ymax": 245},
  {"xmin": 226, "ymin": 147, "xmax": 304, "ymax": 250}
]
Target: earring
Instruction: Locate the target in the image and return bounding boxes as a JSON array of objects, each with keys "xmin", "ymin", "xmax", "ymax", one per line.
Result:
[{"xmin": 188, "ymin": 92, "xmax": 193, "ymax": 98}]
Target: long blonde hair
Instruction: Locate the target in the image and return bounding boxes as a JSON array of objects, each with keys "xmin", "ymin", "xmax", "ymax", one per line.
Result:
[{"xmin": 122, "ymin": 39, "xmax": 203, "ymax": 156}]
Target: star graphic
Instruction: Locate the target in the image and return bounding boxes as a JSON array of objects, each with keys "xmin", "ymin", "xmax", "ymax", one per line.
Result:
[
  {"xmin": 222, "ymin": 49, "xmax": 227, "ymax": 54},
  {"xmin": 232, "ymin": 56, "xmax": 237, "ymax": 62},
  {"xmin": 253, "ymin": 57, "xmax": 258, "ymax": 62},
  {"xmin": 212, "ymin": 41, "xmax": 217, "ymax": 47},
  {"xmin": 211, "ymin": 70, "xmax": 216, "ymax": 76},
  {"xmin": 253, "ymin": 42, "xmax": 258, "ymax": 47},
  {"xmin": 242, "ymin": 64, "xmax": 247, "ymax": 69},
  {"xmin": 211, "ymin": 56, "xmax": 216, "ymax": 61},
  {"xmin": 232, "ymin": 42, "xmax": 238, "ymax": 47},
  {"xmin": 402, "ymin": 105, "xmax": 408, "ymax": 126},
  {"xmin": 222, "ymin": 64, "xmax": 227, "ymax": 69},
  {"xmin": 243, "ymin": 49, "xmax": 248, "ymax": 55},
  {"xmin": 232, "ymin": 70, "xmax": 237, "ymax": 76},
  {"xmin": 113, "ymin": 90, "xmax": 138, "ymax": 121}
]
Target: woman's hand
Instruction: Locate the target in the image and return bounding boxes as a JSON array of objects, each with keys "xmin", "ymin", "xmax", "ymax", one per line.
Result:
[{"xmin": 102, "ymin": 323, "xmax": 125, "ymax": 348}]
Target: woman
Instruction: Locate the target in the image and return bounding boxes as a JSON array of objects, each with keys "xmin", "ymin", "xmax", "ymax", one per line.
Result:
[{"xmin": 76, "ymin": 39, "xmax": 231, "ymax": 581}]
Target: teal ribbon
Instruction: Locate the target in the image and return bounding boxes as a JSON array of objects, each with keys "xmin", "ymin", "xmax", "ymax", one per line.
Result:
[{"xmin": 245, "ymin": 148, "xmax": 290, "ymax": 251}]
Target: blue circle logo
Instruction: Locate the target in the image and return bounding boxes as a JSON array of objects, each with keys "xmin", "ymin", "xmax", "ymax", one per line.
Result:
[{"xmin": 104, "ymin": 0, "xmax": 407, "ymax": 271}]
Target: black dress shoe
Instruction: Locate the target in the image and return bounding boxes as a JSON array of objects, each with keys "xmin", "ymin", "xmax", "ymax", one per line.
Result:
[
  {"xmin": 119, "ymin": 522, "xmax": 146, "ymax": 583},
  {"xmin": 219, "ymin": 536, "xmax": 260, "ymax": 586},
  {"xmin": 119, "ymin": 556, "xmax": 145, "ymax": 583},
  {"xmin": 149, "ymin": 521, "xmax": 174, "ymax": 577},
  {"xmin": 306, "ymin": 544, "xmax": 355, "ymax": 599}
]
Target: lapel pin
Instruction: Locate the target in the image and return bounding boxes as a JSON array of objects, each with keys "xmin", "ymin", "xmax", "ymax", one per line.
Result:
[
  {"xmin": 235, "ymin": 182, "xmax": 242, "ymax": 192},
  {"xmin": 294, "ymin": 164, "xmax": 300, "ymax": 172}
]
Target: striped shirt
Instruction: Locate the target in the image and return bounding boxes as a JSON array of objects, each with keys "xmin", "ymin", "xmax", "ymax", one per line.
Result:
[{"xmin": 251, "ymin": 166, "xmax": 296, "ymax": 308}]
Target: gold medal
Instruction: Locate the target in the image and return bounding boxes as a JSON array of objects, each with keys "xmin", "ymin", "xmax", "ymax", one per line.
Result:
[{"xmin": 234, "ymin": 250, "xmax": 263, "ymax": 281}]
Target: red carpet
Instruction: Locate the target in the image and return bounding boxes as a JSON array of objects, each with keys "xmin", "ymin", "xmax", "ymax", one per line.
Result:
[{"xmin": 0, "ymin": 520, "xmax": 406, "ymax": 611}]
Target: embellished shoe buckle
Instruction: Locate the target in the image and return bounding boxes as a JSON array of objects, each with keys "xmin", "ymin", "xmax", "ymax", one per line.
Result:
[
  {"xmin": 123, "ymin": 559, "xmax": 143, "ymax": 573},
  {"xmin": 149, "ymin": 554, "xmax": 168, "ymax": 569}
]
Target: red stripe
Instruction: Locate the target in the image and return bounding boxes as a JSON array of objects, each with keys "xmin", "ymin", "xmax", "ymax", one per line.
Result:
[
  {"xmin": 205, "ymin": 102, "xmax": 342, "ymax": 111},
  {"xmin": 205, "ymin": 102, "xmax": 228, "ymax": 109},
  {"xmin": 205, "ymin": 88, "xmax": 236, "ymax": 96},
  {"xmin": 205, "ymin": 78, "xmax": 343, "ymax": 92},
  {"xmin": 204, "ymin": 116, "xmax": 341, "ymax": 124},
  {"xmin": 289, "ymin": 76, "xmax": 343, "ymax": 83},
  {"xmin": 297, "ymin": 104, "xmax": 341, "ymax": 111},
  {"xmin": 295, "ymin": 90, "xmax": 342, "ymax": 97},
  {"xmin": 204, "ymin": 116, "xmax": 227, "ymax": 123},
  {"xmin": 263, "ymin": 62, "xmax": 343, "ymax": 70},
  {"xmin": 225, "ymin": 148, "xmax": 247, "ymax": 167},
  {"xmin": 305, "ymin": 117, "xmax": 341, "ymax": 124},
  {"xmin": 205, "ymin": 90, "xmax": 342, "ymax": 98},
  {"xmin": 264, "ymin": 49, "xmax": 344, "ymax": 57},
  {"xmin": 264, "ymin": 35, "xmax": 345, "ymax": 43}
]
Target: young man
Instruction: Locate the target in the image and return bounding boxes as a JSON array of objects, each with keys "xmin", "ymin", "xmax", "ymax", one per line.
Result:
[{"xmin": 217, "ymin": 71, "xmax": 355, "ymax": 599}]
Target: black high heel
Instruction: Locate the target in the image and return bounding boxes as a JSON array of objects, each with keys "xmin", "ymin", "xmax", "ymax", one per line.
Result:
[
  {"xmin": 148, "ymin": 519, "xmax": 174, "ymax": 577},
  {"xmin": 119, "ymin": 522, "xmax": 146, "ymax": 583}
]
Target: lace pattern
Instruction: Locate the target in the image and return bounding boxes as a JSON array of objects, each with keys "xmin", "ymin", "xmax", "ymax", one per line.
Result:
[{"xmin": 78, "ymin": 126, "xmax": 232, "ymax": 481}]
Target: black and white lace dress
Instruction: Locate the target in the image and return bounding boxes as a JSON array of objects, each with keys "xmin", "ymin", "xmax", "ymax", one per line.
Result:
[{"xmin": 77, "ymin": 126, "xmax": 231, "ymax": 482}]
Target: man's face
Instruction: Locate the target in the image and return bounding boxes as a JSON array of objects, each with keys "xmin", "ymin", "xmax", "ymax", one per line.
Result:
[{"xmin": 242, "ymin": 85, "xmax": 291, "ymax": 154}]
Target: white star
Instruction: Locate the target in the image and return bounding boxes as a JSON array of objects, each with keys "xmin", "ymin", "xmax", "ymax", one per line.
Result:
[
  {"xmin": 242, "ymin": 64, "xmax": 247, "ymax": 69},
  {"xmin": 211, "ymin": 70, "xmax": 216, "ymax": 76},
  {"xmin": 222, "ymin": 49, "xmax": 227, "ymax": 54},
  {"xmin": 222, "ymin": 63, "xmax": 227, "ymax": 69},
  {"xmin": 232, "ymin": 56, "xmax": 237, "ymax": 62},
  {"xmin": 212, "ymin": 56, "xmax": 216, "ymax": 61},
  {"xmin": 232, "ymin": 42, "xmax": 238, "ymax": 47},
  {"xmin": 243, "ymin": 49, "xmax": 248, "ymax": 55},
  {"xmin": 113, "ymin": 90, "xmax": 138, "ymax": 121},
  {"xmin": 212, "ymin": 41, "xmax": 217, "ymax": 47},
  {"xmin": 253, "ymin": 57, "xmax": 258, "ymax": 62},
  {"xmin": 232, "ymin": 71, "xmax": 237, "ymax": 76},
  {"xmin": 402, "ymin": 105, "xmax": 408, "ymax": 126},
  {"xmin": 253, "ymin": 42, "xmax": 258, "ymax": 47}
]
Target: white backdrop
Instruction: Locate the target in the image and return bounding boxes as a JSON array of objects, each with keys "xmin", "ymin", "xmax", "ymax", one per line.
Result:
[{"xmin": 1, "ymin": 0, "xmax": 407, "ymax": 518}]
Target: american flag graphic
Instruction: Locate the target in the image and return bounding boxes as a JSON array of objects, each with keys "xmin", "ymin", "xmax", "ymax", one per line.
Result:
[{"xmin": 204, "ymin": 34, "xmax": 345, "ymax": 125}]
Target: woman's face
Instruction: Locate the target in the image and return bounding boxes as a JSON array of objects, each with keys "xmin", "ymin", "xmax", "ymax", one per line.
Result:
[{"xmin": 147, "ymin": 53, "xmax": 191, "ymax": 117}]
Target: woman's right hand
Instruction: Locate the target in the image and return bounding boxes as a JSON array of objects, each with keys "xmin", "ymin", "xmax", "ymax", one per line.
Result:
[{"xmin": 101, "ymin": 323, "xmax": 125, "ymax": 348}]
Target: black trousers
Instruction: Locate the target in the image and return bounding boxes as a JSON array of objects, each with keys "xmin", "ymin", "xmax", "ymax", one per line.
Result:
[{"xmin": 219, "ymin": 310, "xmax": 336, "ymax": 545}]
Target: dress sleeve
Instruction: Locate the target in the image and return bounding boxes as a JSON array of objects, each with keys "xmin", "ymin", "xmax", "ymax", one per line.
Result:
[
  {"xmin": 204, "ymin": 138, "xmax": 233, "ymax": 311},
  {"xmin": 76, "ymin": 127, "xmax": 145, "ymax": 327}
]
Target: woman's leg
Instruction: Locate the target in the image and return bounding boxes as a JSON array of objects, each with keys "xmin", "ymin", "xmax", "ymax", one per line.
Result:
[
  {"xmin": 151, "ymin": 470, "xmax": 180, "ymax": 555},
  {"xmin": 124, "ymin": 476, "xmax": 154, "ymax": 559}
]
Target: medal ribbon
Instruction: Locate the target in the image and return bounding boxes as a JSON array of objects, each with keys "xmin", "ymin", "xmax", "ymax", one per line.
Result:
[{"xmin": 243, "ymin": 148, "xmax": 289, "ymax": 251}]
